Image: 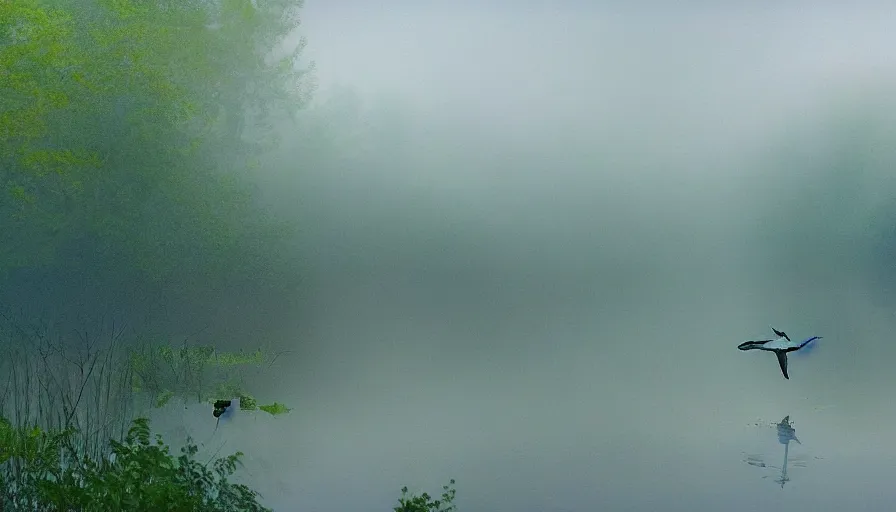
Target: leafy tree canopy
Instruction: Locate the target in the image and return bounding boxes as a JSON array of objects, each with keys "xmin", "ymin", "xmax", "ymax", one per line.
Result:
[{"xmin": 1, "ymin": 0, "xmax": 314, "ymax": 288}]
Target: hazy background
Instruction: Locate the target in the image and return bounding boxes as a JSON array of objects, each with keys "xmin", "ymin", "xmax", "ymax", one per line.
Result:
[
  {"xmin": 129, "ymin": 2, "xmax": 894, "ymax": 510},
  {"xmin": 7, "ymin": 1, "xmax": 896, "ymax": 510},
  {"xmin": 227, "ymin": 2, "xmax": 896, "ymax": 510}
]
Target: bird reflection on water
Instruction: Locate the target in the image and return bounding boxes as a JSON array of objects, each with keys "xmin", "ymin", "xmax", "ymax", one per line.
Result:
[
  {"xmin": 742, "ymin": 415, "xmax": 809, "ymax": 488},
  {"xmin": 773, "ymin": 415, "xmax": 799, "ymax": 488}
]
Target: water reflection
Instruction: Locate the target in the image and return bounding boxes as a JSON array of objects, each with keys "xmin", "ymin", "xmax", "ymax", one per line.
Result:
[
  {"xmin": 742, "ymin": 415, "xmax": 810, "ymax": 488},
  {"xmin": 773, "ymin": 415, "xmax": 800, "ymax": 487}
]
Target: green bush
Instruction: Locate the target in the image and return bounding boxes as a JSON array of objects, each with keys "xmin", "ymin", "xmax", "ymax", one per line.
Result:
[
  {"xmin": 1, "ymin": 417, "xmax": 270, "ymax": 511},
  {"xmin": 394, "ymin": 479, "xmax": 457, "ymax": 512},
  {"xmin": 2, "ymin": 415, "xmax": 459, "ymax": 511}
]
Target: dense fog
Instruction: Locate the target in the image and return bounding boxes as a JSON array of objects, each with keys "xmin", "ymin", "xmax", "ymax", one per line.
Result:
[
  {"xmin": 252, "ymin": 3, "xmax": 896, "ymax": 510},
  {"xmin": 3, "ymin": 2, "xmax": 896, "ymax": 511}
]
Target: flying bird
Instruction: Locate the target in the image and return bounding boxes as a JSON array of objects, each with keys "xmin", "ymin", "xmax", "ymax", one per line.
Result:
[{"xmin": 738, "ymin": 327, "xmax": 821, "ymax": 379}]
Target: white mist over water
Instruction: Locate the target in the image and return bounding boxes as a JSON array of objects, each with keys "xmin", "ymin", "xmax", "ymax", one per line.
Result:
[{"xmin": 173, "ymin": 2, "xmax": 896, "ymax": 510}]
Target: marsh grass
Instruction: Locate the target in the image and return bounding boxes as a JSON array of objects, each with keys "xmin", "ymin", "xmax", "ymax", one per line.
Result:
[{"xmin": 0, "ymin": 309, "xmax": 455, "ymax": 510}]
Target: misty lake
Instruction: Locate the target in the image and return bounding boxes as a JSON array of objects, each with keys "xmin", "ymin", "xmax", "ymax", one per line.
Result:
[{"xmin": 2, "ymin": 2, "xmax": 895, "ymax": 511}]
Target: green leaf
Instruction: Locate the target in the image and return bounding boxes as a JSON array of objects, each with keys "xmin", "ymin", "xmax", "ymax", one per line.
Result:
[
  {"xmin": 155, "ymin": 390, "xmax": 175, "ymax": 408},
  {"xmin": 258, "ymin": 402, "xmax": 291, "ymax": 416},
  {"xmin": 238, "ymin": 394, "xmax": 257, "ymax": 411}
]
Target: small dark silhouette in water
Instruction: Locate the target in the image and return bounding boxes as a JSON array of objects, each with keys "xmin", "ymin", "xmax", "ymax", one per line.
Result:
[
  {"xmin": 212, "ymin": 400, "xmax": 233, "ymax": 436},
  {"xmin": 213, "ymin": 399, "xmax": 232, "ymax": 418}
]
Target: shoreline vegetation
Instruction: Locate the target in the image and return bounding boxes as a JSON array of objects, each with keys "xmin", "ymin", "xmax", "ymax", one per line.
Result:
[
  {"xmin": 0, "ymin": 313, "xmax": 458, "ymax": 510},
  {"xmin": 1, "ymin": 0, "xmax": 456, "ymax": 508}
]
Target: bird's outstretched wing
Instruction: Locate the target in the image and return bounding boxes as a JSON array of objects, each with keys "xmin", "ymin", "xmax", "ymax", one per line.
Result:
[
  {"xmin": 738, "ymin": 339, "xmax": 773, "ymax": 350},
  {"xmin": 771, "ymin": 327, "xmax": 790, "ymax": 341},
  {"xmin": 776, "ymin": 352, "xmax": 790, "ymax": 379}
]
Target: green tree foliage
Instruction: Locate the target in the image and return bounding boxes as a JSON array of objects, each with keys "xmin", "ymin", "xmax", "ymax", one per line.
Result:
[
  {"xmin": 1, "ymin": 417, "xmax": 271, "ymax": 511},
  {"xmin": 0, "ymin": 310, "xmax": 291, "ymax": 488},
  {"xmin": 394, "ymin": 480, "xmax": 457, "ymax": 512},
  {"xmin": 1, "ymin": 0, "xmax": 314, "ymax": 285},
  {"xmin": 2, "ymin": 415, "xmax": 458, "ymax": 511}
]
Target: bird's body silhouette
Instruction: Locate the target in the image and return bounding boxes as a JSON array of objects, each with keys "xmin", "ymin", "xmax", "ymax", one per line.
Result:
[{"xmin": 738, "ymin": 327, "xmax": 821, "ymax": 379}]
